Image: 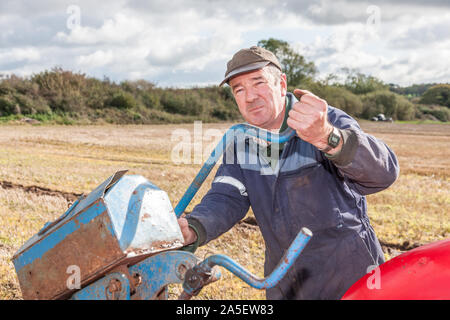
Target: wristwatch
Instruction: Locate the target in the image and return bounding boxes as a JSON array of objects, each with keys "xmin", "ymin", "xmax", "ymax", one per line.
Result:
[{"xmin": 319, "ymin": 126, "xmax": 341, "ymax": 153}]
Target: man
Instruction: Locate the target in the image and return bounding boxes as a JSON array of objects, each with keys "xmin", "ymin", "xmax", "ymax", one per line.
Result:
[{"xmin": 178, "ymin": 46, "xmax": 399, "ymax": 299}]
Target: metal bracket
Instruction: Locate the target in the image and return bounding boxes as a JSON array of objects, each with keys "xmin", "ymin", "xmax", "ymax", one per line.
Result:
[
  {"xmin": 128, "ymin": 250, "xmax": 199, "ymax": 300},
  {"xmin": 70, "ymin": 272, "xmax": 130, "ymax": 300}
]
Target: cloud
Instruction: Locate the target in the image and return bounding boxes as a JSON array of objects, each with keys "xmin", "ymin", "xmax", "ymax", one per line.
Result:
[
  {"xmin": 290, "ymin": 12, "xmax": 450, "ymax": 86},
  {"xmin": 387, "ymin": 12, "xmax": 450, "ymax": 49},
  {"xmin": 76, "ymin": 50, "xmax": 115, "ymax": 68},
  {"xmin": 55, "ymin": 12, "xmax": 146, "ymax": 45},
  {"xmin": 0, "ymin": 47, "xmax": 41, "ymax": 70},
  {"xmin": 0, "ymin": 0, "xmax": 448, "ymax": 86}
]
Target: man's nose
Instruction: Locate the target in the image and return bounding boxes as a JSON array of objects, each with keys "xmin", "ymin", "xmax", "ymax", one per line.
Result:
[{"xmin": 245, "ymin": 87, "xmax": 258, "ymax": 103}]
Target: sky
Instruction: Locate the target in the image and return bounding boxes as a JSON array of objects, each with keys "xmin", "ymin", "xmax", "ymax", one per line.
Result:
[{"xmin": 0, "ymin": 0, "xmax": 449, "ymax": 87}]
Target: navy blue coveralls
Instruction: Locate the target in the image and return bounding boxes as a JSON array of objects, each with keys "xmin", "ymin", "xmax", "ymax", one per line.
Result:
[{"xmin": 187, "ymin": 92, "xmax": 399, "ymax": 299}]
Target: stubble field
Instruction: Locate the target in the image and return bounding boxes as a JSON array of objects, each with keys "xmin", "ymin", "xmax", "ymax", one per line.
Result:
[{"xmin": 0, "ymin": 121, "xmax": 449, "ymax": 300}]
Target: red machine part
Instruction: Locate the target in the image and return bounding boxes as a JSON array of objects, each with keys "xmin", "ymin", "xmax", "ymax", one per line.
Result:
[{"xmin": 342, "ymin": 239, "xmax": 450, "ymax": 300}]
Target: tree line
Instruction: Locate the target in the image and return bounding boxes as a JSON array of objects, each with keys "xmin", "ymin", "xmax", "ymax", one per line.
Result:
[
  {"xmin": 0, "ymin": 38, "xmax": 448, "ymax": 124},
  {"xmin": 258, "ymin": 38, "xmax": 449, "ymax": 122}
]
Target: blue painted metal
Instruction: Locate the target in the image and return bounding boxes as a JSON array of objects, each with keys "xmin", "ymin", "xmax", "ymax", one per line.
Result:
[
  {"xmin": 12, "ymin": 171, "xmax": 184, "ymax": 299},
  {"xmin": 70, "ymin": 251, "xmax": 198, "ymax": 300},
  {"xmin": 68, "ymin": 227, "xmax": 310, "ymax": 300},
  {"xmin": 103, "ymin": 174, "xmax": 184, "ymax": 255},
  {"xmin": 13, "ymin": 200, "xmax": 108, "ymax": 273},
  {"xmin": 14, "ymin": 170, "xmax": 128, "ymax": 270},
  {"xmin": 190, "ymin": 227, "xmax": 312, "ymax": 292},
  {"xmin": 174, "ymin": 124, "xmax": 296, "ymax": 217},
  {"xmin": 129, "ymin": 251, "xmax": 199, "ymax": 300},
  {"xmin": 70, "ymin": 272, "xmax": 131, "ymax": 300}
]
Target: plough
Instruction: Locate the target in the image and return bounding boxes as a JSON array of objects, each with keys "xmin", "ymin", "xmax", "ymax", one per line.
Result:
[{"xmin": 12, "ymin": 124, "xmax": 450, "ymax": 300}]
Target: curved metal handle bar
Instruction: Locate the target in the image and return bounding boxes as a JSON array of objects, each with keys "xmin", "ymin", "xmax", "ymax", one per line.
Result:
[
  {"xmin": 174, "ymin": 124, "xmax": 296, "ymax": 218},
  {"xmin": 199, "ymin": 227, "xmax": 312, "ymax": 289}
]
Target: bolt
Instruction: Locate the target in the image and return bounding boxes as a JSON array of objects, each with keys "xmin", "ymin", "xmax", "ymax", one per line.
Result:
[
  {"xmin": 108, "ymin": 279, "xmax": 122, "ymax": 293},
  {"xmin": 133, "ymin": 273, "xmax": 142, "ymax": 287},
  {"xmin": 177, "ymin": 264, "xmax": 187, "ymax": 280}
]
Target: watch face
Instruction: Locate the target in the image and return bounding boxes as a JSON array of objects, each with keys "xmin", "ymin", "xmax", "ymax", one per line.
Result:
[{"xmin": 328, "ymin": 128, "xmax": 341, "ymax": 148}]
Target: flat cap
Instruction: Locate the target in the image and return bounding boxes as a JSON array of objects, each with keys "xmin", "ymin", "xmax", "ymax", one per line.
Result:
[{"xmin": 219, "ymin": 46, "xmax": 282, "ymax": 87}]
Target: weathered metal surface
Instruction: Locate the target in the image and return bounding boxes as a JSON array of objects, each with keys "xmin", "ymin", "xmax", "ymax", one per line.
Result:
[
  {"xmin": 13, "ymin": 171, "xmax": 185, "ymax": 300},
  {"xmin": 73, "ymin": 251, "xmax": 198, "ymax": 300},
  {"xmin": 128, "ymin": 251, "xmax": 199, "ymax": 300},
  {"xmin": 180, "ymin": 265, "xmax": 221, "ymax": 299},
  {"xmin": 14, "ymin": 171, "xmax": 128, "ymax": 259},
  {"xmin": 15, "ymin": 204, "xmax": 125, "ymax": 300},
  {"xmin": 103, "ymin": 174, "xmax": 184, "ymax": 259},
  {"xmin": 70, "ymin": 272, "xmax": 131, "ymax": 300}
]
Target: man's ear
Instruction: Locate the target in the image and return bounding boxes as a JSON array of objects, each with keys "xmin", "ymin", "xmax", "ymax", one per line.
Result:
[{"xmin": 280, "ymin": 73, "xmax": 287, "ymax": 97}]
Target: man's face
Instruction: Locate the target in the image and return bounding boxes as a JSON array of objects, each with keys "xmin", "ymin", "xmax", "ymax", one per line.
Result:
[{"xmin": 229, "ymin": 67, "xmax": 287, "ymax": 130}]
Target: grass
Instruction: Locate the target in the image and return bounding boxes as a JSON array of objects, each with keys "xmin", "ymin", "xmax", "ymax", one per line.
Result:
[
  {"xmin": 0, "ymin": 121, "xmax": 448, "ymax": 300},
  {"xmin": 395, "ymin": 120, "xmax": 449, "ymax": 125}
]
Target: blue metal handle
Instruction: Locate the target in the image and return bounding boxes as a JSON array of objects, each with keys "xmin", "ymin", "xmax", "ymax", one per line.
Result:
[
  {"xmin": 197, "ymin": 227, "xmax": 312, "ymax": 289},
  {"xmin": 174, "ymin": 124, "xmax": 296, "ymax": 217}
]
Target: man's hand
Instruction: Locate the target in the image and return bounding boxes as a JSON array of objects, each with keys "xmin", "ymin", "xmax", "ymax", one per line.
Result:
[
  {"xmin": 178, "ymin": 217, "xmax": 197, "ymax": 246},
  {"xmin": 287, "ymin": 89, "xmax": 342, "ymax": 154}
]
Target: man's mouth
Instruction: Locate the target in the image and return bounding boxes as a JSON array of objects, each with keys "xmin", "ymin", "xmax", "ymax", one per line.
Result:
[{"xmin": 248, "ymin": 105, "xmax": 264, "ymax": 113}]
